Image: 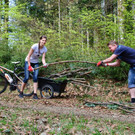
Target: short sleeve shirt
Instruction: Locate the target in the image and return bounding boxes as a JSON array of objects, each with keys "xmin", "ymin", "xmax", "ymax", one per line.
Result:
[
  {"xmin": 114, "ymin": 45, "xmax": 135, "ymax": 66},
  {"xmin": 25, "ymin": 43, "xmax": 47, "ymax": 63}
]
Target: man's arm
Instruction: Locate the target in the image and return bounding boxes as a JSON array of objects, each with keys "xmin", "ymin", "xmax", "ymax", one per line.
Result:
[
  {"xmin": 107, "ymin": 59, "xmax": 121, "ymax": 67},
  {"xmin": 102, "ymin": 54, "xmax": 118, "ymax": 63},
  {"xmin": 97, "ymin": 54, "xmax": 121, "ymax": 67},
  {"xmin": 103, "ymin": 54, "xmax": 121, "ymax": 67}
]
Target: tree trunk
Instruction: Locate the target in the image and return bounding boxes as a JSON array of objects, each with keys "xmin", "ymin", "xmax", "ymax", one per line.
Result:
[
  {"xmin": 101, "ymin": 0, "xmax": 105, "ymax": 16},
  {"xmin": 58, "ymin": 0, "xmax": 61, "ymax": 45},
  {"xmin": 68, "ymin": 0, "xmax": 72, "ymax": 34},
  {"xmin": 86, "ymin": 28, "xmax": 89, "ymax": 49},
  {"xmin": 4, "ymin": 0, "xmax": 9, "ymax": 36},
  {"xmin": 81, "ymin": 23, "xmax": 84, "ymax": 52},
  {"xmin": 117, "ymin": 0, "xmax": 124, "ymax": 43}
]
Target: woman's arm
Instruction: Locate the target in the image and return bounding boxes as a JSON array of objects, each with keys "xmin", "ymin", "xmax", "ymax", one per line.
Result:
[
  {"xmin": 27, "ymin": 48, "xmax": 34, "ymax": 66},
  {"xmin": 42, "ymin": 52, "xmax": 46, "ymax": 65}
]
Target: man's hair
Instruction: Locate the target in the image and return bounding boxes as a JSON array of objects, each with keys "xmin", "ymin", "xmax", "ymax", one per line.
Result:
[{"xmin": 107, "ymin": 40, "xmax": 118, "ymax": 46}]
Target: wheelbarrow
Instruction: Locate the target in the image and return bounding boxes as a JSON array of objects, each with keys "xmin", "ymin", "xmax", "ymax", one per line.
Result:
[{"xmin": 38, "ymin": 77, "xmax": 67, "ymax": 99}]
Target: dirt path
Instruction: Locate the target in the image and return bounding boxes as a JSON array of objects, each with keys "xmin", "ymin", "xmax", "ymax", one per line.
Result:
[{"xmin": 0, "ymin": 100, "xmax": 135, "ymax": 123}]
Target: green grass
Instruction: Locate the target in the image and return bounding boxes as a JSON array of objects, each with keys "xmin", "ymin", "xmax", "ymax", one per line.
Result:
[{"xmin": 0, "ymin": 104, "xmax": 135, "ymax": 134}]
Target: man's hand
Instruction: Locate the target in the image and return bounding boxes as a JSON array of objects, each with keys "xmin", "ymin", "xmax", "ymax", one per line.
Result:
[
  {"xmin": 103, "ymin": 63, "xmax": 109, "ymax": 67},
  {"xmin": 43, "ymin": 63, "xmax": 48, "ymax": 68},
  {"xmin": 28, "ymin": 65, "xmax": 34, "ymax": 72},
  {"xmin": 97, "ymin": 61, "xmax": 103, "ymax": 67}
]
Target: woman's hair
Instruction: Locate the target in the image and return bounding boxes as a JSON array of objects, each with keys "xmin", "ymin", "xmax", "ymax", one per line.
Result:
[
  {"xmin": 38, "ymin": 35, "xmax": 47, "ymax": 53},
  {"xmin": 107, "ymin": 40, "xmax": 118, "ymax": 46},
  {"xmin": 39, "ymin": 35, "xmax": 47, "ymax": 40}
]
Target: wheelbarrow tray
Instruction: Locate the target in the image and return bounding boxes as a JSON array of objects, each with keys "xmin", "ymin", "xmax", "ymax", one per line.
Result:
[{"xmin": 38, "ymin": 77, "xmax": 67, "ymax": 93}]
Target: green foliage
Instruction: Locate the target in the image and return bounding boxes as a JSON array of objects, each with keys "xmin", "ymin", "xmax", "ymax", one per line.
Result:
[
  {"xmin": 0, "ymin": 40, "xmax": 12, "ymax": 64},
  {"xmin": 0, "ymin": 0, "xmax": 134, "ymax": 81}
]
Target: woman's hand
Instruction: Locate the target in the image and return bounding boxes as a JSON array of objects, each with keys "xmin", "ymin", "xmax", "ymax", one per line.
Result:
[
  {"xmin": 43, "ymin": 63, "xmax": 48, "ymax": 68},
  {"xmin": 28, "ymin": 65, "xmax": 34, "ymax": 72}
]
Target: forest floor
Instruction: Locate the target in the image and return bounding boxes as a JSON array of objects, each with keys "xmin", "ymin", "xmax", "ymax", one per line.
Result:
[
  {"xmin": 0, "ymin": 80, "xmax": 135, "ymax": 122},
  {"xmin": 0, "ymin": 79, "xmax": 135, "ymax": 134}
]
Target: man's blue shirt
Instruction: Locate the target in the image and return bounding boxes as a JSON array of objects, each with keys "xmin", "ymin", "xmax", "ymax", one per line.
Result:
[{"xmin": 114, "ymin": 45, "xmax": 135, "ymax": 66}]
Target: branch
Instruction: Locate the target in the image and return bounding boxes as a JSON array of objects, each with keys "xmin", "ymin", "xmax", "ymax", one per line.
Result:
[
  {"xmin": 34, "ymin": 60, "xmax": 96, "ymax": 70},
  {"xmin": 71, "ymin": 81, "xmax": 97, "ymax": 89},
  {"xmin": 84, "ymin": 101, "xmax": 135, "ymax": 113},
  {"xmin": 109, "ymin": 101, "xmax": 135, "ymax": 110},
  {"xmin": 67, "ymin": 78, "xmax": 88, "ymax": 84}
]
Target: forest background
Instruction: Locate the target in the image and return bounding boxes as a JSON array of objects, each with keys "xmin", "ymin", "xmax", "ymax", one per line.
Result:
[{"xmin": 0, "ymin": 0, "xmax": 135, "ymax": 81}]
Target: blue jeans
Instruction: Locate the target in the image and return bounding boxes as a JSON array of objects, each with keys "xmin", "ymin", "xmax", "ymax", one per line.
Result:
[
  {"xmin": 23, "ymin": 61, "xmax": 39, "ymax": 83},
  {"xmin": 128, "ymin": 67, "xmax": 135, "ymax": 88}
]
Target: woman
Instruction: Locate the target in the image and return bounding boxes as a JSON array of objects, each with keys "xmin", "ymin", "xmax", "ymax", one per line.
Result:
[{"xmin": 19, "ymin": 35, "xmax": 48, "ymax": 99}]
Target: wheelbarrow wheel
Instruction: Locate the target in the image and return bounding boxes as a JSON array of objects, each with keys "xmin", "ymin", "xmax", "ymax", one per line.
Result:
[{"xmin": 40, "ymin": 84, "xmax": 54, "ymax": 99}]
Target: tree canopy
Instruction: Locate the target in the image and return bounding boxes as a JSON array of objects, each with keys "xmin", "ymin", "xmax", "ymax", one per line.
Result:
[{"xmin": 0, "ymin": 0, "xmax": 135, "ymax": 80}]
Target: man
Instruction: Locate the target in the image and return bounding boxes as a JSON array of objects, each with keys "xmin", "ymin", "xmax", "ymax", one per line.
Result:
[{"xmin": 97, "ymin": 40, "xmax": 135, "ymax": 103}]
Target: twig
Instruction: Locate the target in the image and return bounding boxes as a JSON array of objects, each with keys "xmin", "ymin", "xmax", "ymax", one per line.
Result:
[{"xmin": 79, "ymin": 71, "xmax": 92, "ymax": 76}]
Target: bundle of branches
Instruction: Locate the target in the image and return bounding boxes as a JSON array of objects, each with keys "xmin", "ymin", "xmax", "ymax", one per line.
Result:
[
  {"xmin": 35, "ymin": 60, "xmax": 97, "ymax": 89},
  {"xmin": 48, "ymin": 67, "xmax": 96, "ymax": 89}
]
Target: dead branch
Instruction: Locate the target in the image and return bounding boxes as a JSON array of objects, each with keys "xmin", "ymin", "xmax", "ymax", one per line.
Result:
[
  {"xmin": 58, "ymin": 68, "xmax": 71, "ymax": 74},
  {"xmin": 109, "ymin": 101, "xmax": 135, "ymax": 110},
  {"xmin": 48, "ymin": 67, "xmax": 92, "ymax": 79},
  {"xmin": 84, "ymin": 101, "xmax": 135, "ymax": 113},
  {"xmin": 49, "ymin": 72, "xmax": 72, "ymax": 78},
  {"xmin": 67, "ymin": 78, "xmax": 88, "ymax": 84},
  {"xmin": 117, "ymin": 107, "xmax": 134, "ymax": 113},
  {"xmin": 68, "ymin": 78, "xmax": 86, "ymax": 81},
  {"xmin": 71, "ymin": 81, "xmax": 97, "ymax": 89},
  {"xmin": 84, "ymin": 101, "xmax": 112, "ymax": 106},
  {"xmin": 79, "ymin": 71, "xmax": 92, "ymax": 76},
  {"xmin": 34, "ymin": 60, "xmax": 96, "ymax": 70}
]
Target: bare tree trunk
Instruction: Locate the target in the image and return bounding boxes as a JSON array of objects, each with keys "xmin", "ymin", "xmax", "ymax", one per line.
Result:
[
  {"xmin": 68, "ymin": 0, "xmax": 72, "ymax": 32},
  {"xmin": 68, "ymin": 0, "xmax": 72, "ymax": 41},
  {"xmin": 58, "ymin": 0, "xmax": 61, "ymax": 45},
  {"xmin": 101, "ymin": 0, "xmax": 105, "ymax": 16},
  {"xmin": 81, "ymin": 23, "xmax": 84, "ymax": 52},
  {"xmin": 117, "ymin": 0, "xmax": 124, "ymax": 43},
  {"xmin": 86, "ymin": 28, "xmax": 89, "ymax": 49}
]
